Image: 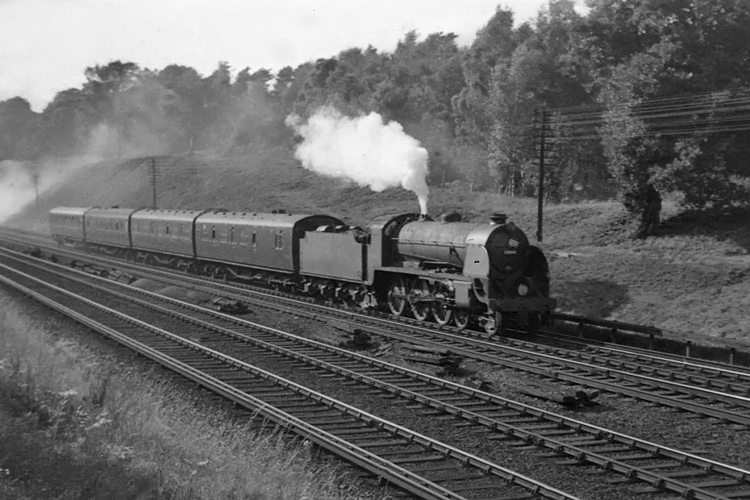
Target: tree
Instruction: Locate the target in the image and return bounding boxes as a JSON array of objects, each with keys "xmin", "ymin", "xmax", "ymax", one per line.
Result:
[
  {"xmin": 39, "ymin": 88, "xmax": 96, "ymax": 158},
  {"xmin": 583, "ymin": 0, "xmax": 750, "ymax": 237},
  {"xmin": 0, "ymin": 97, "xmax": 39, "ymax": 160},
  {"xmin": 451, "ymin": 7, "xmax": 520, "ymax": 187},
  {"xmin": 158, "ymin": 64, "xmax": 205, "ymax": 152},
  {"xmin": 81, "ymin": 61, "xmax": 142, "ymax": 157}
]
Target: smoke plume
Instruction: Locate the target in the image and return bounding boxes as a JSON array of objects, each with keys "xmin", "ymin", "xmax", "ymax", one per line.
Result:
[
  {"xmin": 286, "ymin": 107, "xmax": 429, "ymax": 214},
  {"xmin": 0, "ymin": 122, "xmax": 153, "ymax": 225}
]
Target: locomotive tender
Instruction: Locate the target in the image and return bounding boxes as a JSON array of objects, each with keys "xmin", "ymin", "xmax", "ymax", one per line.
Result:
[{"xmin": 50, "ymin": 206, "xmax": 556, "ymax": 334}]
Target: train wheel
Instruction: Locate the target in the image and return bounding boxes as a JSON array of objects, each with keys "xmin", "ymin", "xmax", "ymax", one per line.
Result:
[
  {"xmin": 387, "ymin": 276, "xmax": 407, "ymax": 316},
  {"xmin": 482, "ymin": 312, "xmax": 504, "ymax": 335},
  {"xmin": 453, "ymin": 310, "xmax": 470, "ymax": 330},
  {"xmin": 432, "ymin": 302, "xmax": 453, "ymax": 326},
  {"xmin": 410, "ymin": 280, "xmax": 431, "ymax": 321}
]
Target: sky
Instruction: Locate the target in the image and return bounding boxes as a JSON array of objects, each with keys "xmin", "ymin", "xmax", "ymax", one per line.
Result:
[{"xmin": 0, "ymin": 0, "xmax": 581, "ymax": 112}]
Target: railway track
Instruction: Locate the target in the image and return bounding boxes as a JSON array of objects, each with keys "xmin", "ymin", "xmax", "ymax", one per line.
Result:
[
  {"xmin": 0, "ymin": 248, "xmax": 577, "ymax": 500},
  {"xmin": 3, "ymin": 230, "xmax": 750, "ymax": 427},
  {"xmin": 2, "ymin": 247, "xmax": 750, "ymax": 499}
]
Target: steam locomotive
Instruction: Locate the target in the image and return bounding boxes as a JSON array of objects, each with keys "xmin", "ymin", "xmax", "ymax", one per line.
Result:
[{"xmin": 49, "ymin": 206, "xmax": 556, "ymax": 334}]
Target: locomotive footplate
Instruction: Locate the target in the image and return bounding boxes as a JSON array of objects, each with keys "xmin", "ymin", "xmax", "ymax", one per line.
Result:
[{"xmin": 489, "ymin": 297, "xmax": 557, "ymax": 312}]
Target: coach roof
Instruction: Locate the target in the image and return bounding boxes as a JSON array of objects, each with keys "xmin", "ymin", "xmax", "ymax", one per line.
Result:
[
  {"xmin": 131, "ymin": 209, "xmax": 206, "ymax": 223},
  {"xmin": 195, "ymin": 211, "xmax": 342, "ymax": 229},
  {"xmin": 49, "ymin": 206, "xmax": 91, "ymax": 217}
]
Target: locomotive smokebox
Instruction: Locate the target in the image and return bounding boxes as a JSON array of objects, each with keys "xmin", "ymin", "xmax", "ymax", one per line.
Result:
[{"xmin": 489, "ymin": 213, "xmax": 507, "ymax": 225}]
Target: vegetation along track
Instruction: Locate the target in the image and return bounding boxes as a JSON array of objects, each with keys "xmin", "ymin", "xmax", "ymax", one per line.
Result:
[
  {"xmin": 0, "ymin": 247, "xmax": 582, "ymax": 500},
  {"xmin": 3, "ymin": 248, "xmax": 750, "ymax": 499}
]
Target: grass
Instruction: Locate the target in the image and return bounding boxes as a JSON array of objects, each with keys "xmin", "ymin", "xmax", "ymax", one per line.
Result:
[{"xmin": 0, "ymin": 290, "xmax": 393, "ymax": 500}]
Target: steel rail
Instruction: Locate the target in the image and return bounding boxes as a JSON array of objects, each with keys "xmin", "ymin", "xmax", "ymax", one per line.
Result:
[
  {"xmin": 549, "ymin": 346, "xmax": 750, "ymax": 394},
  {"xmin": 579, "ymin": 344, "xmax": 750, "ymax": 379},
  {"xmin": 2, "ymin": 249, "xmax": 750, "ymax": 499},
  {"xmin": 523, "ymin": 327, "xmax": 750, "ymax": 376},
  {"xmin": 0, "ymin": 261, "xmax": 578, "ymax": 500},
  {"xmin": 351, "ymin": 320, "xmax": 750, "ymax": 426}
]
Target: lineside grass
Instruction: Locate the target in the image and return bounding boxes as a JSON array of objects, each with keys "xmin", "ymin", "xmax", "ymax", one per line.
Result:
[{"xmin": 0, "ymin": 290, "xmax": 393, "ymax": 500}]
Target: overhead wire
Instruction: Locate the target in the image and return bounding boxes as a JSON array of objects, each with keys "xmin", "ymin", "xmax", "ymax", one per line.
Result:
[{"xmin": 535, "ymin": 90, "xmax": 750, "ymax": 141}]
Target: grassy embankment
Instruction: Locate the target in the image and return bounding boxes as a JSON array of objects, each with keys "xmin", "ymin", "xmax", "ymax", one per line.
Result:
[{"xmin": 0, "ymin": 291, "xmax": 390, "ymax": 500}]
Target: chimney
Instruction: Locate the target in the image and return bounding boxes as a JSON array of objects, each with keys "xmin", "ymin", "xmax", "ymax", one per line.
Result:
[{"xmin": 489, "ymin": 213, "xmax": 507, "ymax": 225}]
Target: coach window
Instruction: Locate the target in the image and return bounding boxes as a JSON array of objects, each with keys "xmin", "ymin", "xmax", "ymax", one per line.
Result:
[
  {"xmin": 230, "ymin": 227, "xmax": 234, "ymax": 244},
  {"xmin": 165, "ymin": 224, "xmax": 170, "ymax": 236},
  {"xmin": 275, "ymin": 231, "xmax": 284, "ymax": 250},
  {"xmin": 211, "ymin": 225, "xmax": 216, "ymax": 240},
  {"xmin": 179, "ymin": 224, "xmax": 184, "ymax": 239},
  {"xmin": 150, "ymin": 222, "xmax": 155, "ymax": 234}
]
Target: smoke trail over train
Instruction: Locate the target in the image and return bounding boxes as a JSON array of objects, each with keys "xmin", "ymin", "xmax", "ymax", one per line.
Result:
[{"xmin": 286, "ymin": 106, "xmax": 429, "ymax": 214}]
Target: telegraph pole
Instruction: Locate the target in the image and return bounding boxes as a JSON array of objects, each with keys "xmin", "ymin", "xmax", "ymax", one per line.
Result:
[
  {"xmin": 537, "ymin": 110, "xmax": 546, "ymax": 242},
  {"xmin": 532, "ymin": 109, "xmax": 555, "ymax": 242}
]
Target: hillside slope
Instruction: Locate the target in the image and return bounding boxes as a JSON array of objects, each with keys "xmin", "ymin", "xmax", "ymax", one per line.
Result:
[{"xmin": 7, "ymin": 152, "xmax": 750, "ymax": 346}]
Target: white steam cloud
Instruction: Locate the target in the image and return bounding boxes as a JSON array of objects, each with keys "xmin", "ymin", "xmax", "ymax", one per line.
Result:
[
  {"xmin": 286, "ymin": 107, "xmax": 429, "ymax": 214},
  {"xmin": 0, "ymin": 161, "xmax": 39, "ymax": 224},
  {"xmin": 0, "ymin": 123, "xmax": 143, "ymax": 225},
  {"xmin": 0, "ymin": 159, "xmax": 90, "ymax": 225}
]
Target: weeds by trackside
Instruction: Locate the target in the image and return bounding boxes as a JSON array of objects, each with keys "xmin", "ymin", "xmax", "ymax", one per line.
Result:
[{"xmin": 0, "ymin": 290, "xmax": 393, "ymax": 500}]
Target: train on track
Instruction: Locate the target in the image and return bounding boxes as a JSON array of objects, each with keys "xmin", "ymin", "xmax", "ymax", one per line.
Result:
[{"xmin": 49, "ymin": 206, "xmax": 556, "ymax": 334}]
